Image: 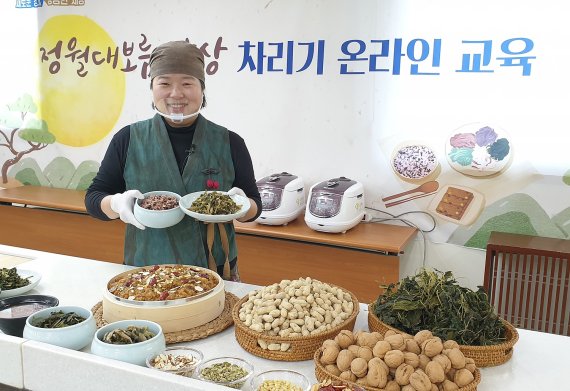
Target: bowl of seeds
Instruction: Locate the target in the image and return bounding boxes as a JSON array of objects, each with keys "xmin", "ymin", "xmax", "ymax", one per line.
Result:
[
  {"xmin": 134, "ymin": 191, "xmax": 185, "ymax": 229},
  {"xmin": 23, "ymin": 305, "xmax": 96, "ymax": 350},
  {"xmin": 90, "ymin": 319, "xmax": 165, "ymax": 365},
  {"xmin": 194, "ymin": 356, "xmax": 254, "ymax": 389},
  {"xmin": 146, "ymin": 346, "xmax": 203, "ymax": 377},
  {"xmin": 250, "ymin": 369, "xmax": 311, "ymax": 391}
]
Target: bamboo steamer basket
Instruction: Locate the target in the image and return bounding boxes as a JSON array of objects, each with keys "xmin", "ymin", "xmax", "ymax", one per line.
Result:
[
  {"xmin": 102, "ymin": 266, "xmax": 225, "ymax": 333},
  {"xmin": 232, "ymin": 284, "xmax": 359, "ymax": 361},
  {"xmin": 367, "ymin": 302, "xmax": 519, "ymax": 367}
]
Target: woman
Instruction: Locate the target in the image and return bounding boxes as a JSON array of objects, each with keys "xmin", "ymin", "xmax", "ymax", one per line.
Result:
[{"xmin": 85, "ymin": 40, "xmax": 261, "ymax": 281}]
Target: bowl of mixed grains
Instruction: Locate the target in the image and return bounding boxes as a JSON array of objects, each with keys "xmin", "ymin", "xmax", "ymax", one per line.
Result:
[
  {"xmin": 134, "ymin": 191, "xmax": 184, "ymax": 229},
  {"xmin": 146, "ymin": 346, "xmax": 203, "ymax": 377}
]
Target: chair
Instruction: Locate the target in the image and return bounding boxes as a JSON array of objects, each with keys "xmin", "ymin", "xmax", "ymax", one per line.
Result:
[{"xmin": 484, "ymin": 231, "xmax": 570, "ymax": 336}]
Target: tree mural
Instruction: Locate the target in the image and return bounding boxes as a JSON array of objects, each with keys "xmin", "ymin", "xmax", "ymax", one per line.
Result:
[{"xmin": 0, "ymin": 94, "xmax": 56, "ymax": 185}]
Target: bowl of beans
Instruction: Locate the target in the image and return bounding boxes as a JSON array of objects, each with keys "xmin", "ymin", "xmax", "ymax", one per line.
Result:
[
  {"xmin": 391, "ymin": 141, "xmax": 440, "ymax": 183},
  {"xmin": 250, "ymin": 370, "xmax": 310, "ymax": 391},
  {"xmin": 194, "ymin": 356, "xmax": 254, "ymax": 389},
  {"xmin": 146, "ymin": 346, "xmax": 203, "ymax": 377},
  {"xmin": 134, "ymin": 191, "xmax": 185, "ymax": 229}
]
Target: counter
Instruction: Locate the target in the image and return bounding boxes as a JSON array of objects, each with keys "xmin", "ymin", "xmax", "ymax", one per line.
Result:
[{"xmin": 0, "ymin": 244, "xmax": 567, "ymax": 390}]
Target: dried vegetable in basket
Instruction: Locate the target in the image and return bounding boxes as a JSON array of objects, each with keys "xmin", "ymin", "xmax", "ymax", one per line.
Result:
[{"xmin": 373, "ymin": 269, "xmax": 505, "ymax": 346}]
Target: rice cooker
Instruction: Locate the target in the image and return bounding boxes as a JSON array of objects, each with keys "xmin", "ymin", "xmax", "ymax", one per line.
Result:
[
  {"xmin": 255, "ymin": 172, "xmax": 306, "ymax": 225},
  {"xmin": 304, "ymin": 176, "xmax": 365, "ymax": 233}
]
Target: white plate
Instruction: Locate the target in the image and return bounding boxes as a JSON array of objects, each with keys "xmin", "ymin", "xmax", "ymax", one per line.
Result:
[
  {"xmin": 180, "ymin": 191, "xmax": 250, "ymax": 223},
  {"xmin": 0, "ymin": 269, "xmax": 42, "ymax": 298}
]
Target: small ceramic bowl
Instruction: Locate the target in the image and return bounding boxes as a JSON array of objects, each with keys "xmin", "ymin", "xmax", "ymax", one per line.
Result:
[
  {"xmin": 0, "ymin": 295, "xmax": 59, "ymax": 337},
  {"xmin": 134, "ymin": 191, "xmax": 184, "ymax": 229},
  {"xmin": 250, "ymin": 369, "xmax": 311, "ymax": 391},
  {"xmin": 194, "ymin": 356, "xmax": 254, "ymax": 389},
  {"xmin": 90, "ymin": 319, "xmax": 166, "ymax": 366},
  {"xmin": 23, "ymin": 305, "xmax": 96, "ymax": 350},
  {"xmin": 146, "ymin": 346, "xmax": 203, "ymax": 377}
]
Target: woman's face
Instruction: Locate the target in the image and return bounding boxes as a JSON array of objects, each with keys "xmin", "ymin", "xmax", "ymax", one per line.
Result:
[{"xmin": 152, "ymin": 74, "xmax": 203, "ymax": 127}]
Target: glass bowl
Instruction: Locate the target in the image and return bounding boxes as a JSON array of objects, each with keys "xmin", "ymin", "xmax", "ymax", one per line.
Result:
[
  {"xmin": 146, "ymin": 346, "xmax": 203, "ymax": 377},
  {"xmin": 194, "ymin": 356, "xmax": 254, "ymax": 389},
  {"xmin": 250, "ymin": 369, "xmax": 311, "ymax": 391}
]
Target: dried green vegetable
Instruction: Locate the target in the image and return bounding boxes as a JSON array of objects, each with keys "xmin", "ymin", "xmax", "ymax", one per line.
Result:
[
  {"xmin": 373, "ymin": 269, "xmax": 505, "ymax": 345},
  {"xmin": 102, "ymin": 326, "xmax": 156, "ymax": 344},
  {"xmin": 190, "ymin": 191, "xmax": 241, "ymax": 215},
  {"xmin": 33, "ymin": 310, "xmax": 86, "ymax": 328},
  {"xmin": 0, "ymin": 267, "xmax": 30, "ymax": 291}
]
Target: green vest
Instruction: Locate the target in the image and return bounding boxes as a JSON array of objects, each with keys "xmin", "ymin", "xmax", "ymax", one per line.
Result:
[{"xmin": 123, "ymin": 114, "xmax": 237, "ymax": 268}]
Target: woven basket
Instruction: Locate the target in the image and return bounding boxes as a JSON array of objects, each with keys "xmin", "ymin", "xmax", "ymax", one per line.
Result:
[
  {"xmin": 314, "ymin": 348, "xmax": 481, "ymax": 391},
  {"xmin": 231, "ymin": 287, "xmax": 359, "ymax": 361},
  {"xmin": 367, "ymin": 303, "xmax": 519, "ymax": 367}
]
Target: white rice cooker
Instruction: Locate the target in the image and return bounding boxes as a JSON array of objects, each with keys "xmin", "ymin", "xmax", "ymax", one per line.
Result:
[
  {"xmin": 304, "ymin": 176, "xmax": 365, "ymax": 233},
  {"xmin": 255, "ymin": 172, "xmax": 306, "ymax": 225}
]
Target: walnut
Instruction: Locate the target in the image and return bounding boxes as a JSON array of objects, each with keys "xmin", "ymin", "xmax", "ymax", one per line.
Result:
[
  {"xmin": 405, "ymin": 338, "xmax": 421, "ymax": 354},
  {"xmin": 335, "ymin": 330, "xmax": 355, "ymax": 349},
  {"xmin": 413, "ymin": 330, "xmax": 433, "ymax": 346},
  {"xmin": 385, "ymin": 333, "xmax": 406, "ymax": 350},
  {"xmin": 384, "ymin": 349, "xmax": 405, "ymax": 368},
  {"xmin": 372, "ymin": 340, "xmax": 391, "ymax": 359},
  {"xmin": 336, "ymin": 349, "xmax": 356, "ymax": 372},
  {"xmin": 409, "ymin": 369, "xmax": 432, "ymax": 391},
  {"xmin": 322, "ymin": 339, "xmax": 339, "ymax": 350},
  {"xmin": 443, "ymin": 339, "xmax": 460, "ymax": 350},
  {"xmin": 454, "ymin": 368, "xmax": 474, "ymax": 387},
  {"xmin": 418, "ymin": 354, "xmax": 431, "ymax": 370},
  {"xmin": 442, "ymin": 379, "xmax": 459, "ymax": 391},
  {"xmin": 422, "ymin": 337, "xmax": 444, "ymax": 358},
  {"xmin": 384, "ymin": 329, "xmax": 397, "ymax": 337},
  {"xmin": 320, "ymin": 344, "xmax": 340, "ymax": 365},
  {"xmin": 339, "ymin": 370, "xmax": 357, "ymax": 382},
  {"xmin": 432, "ymin": 354, "xmax": 452, "ymax": 373},
  {"xmin": 465, "ymin": 357, "xmax": 477, "ymax": 374},
  {"xmin": 395, "ymin": 363, "xmax": 415, "ymax": 386},
  {"xmin": 446, "ymin": 347, "xmax": 466, "ymax": 369},
  {"xmin": 366, "ymin": 358, "xmax": 388, "ymax": 388},
  {"xmin": 356, "ymin": 346, "xmax": 373, "ymax": 361},
  {"xmin": 350, "ymin": 357, "xmax": 368, "ymax": 378},
  {"xmin": 403, "ymin": 351, "xmax": 420, "ymax": 368},
  {"xmin": 384, "ymin": 380, "xmax": 400, "ymax": 391},
  {"xmin": 347, "ymin": 344, "xmax": 360, "ymax": 356},
  {"xmin": 324, "ymin": 364, "xmax": 341, "ymax": 376},
  {"xmin": 425, "ymin": 360, "xmax": 445, "ymax": 383},
  {"xmin": 369, "ymin": 357, "xmax": 389, "ymax": 376}
]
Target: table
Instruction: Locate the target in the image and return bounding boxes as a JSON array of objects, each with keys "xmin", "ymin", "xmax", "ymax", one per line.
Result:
[{"xmin": 1, "ymin": 244, "xmax": 567, "ymax": 390}]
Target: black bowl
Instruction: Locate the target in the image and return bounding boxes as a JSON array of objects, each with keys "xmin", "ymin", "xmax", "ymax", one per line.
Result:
[{"xmin": 0, "ymin": 295, "xmax": 59, "ymax": 337}]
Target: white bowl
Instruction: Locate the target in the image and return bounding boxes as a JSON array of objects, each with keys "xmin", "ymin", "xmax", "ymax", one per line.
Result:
[
  {"xmin": 134, "ymin": 191, "xmax": 184, "ymax": 229},
  {"xmin": 90, "ymin": 319, "xmax": 166, "ymax": 366},
  {"xmin": 194, "ymin": 356, "xmax": 254, "ymax": 389},
  {"xmin": 250, "ymin": 369, "xmax": 311, "ymax": 391},
  {"xmin": 23, "ymin": 305, "xmax": 96, "ymax": 350},
  {"xmin": 146, "ymin": 346, "xmax": 204, "ymax": 377}
]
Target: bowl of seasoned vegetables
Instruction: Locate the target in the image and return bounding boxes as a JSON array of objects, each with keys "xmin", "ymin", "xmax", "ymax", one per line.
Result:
[
  {"xmin": 90, "ymin": 319, "xmax": 165, "ymax": 365},
  {"xmin": 23, "ymin": 305, "xmax": 96, "ymax": 350},
  {"xmin": 180, "ymin": 191, "xmax": 250, "ymax": 223}
]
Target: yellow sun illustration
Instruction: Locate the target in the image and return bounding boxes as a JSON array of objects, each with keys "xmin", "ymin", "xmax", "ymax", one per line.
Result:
[{"xmin": 37, "ymin": 15, "xmax": 125, "ymax": 147}]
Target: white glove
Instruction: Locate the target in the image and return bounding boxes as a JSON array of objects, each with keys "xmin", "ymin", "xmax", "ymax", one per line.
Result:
[
  {"xmin": 227, "ymin": 187, "xmax": 246, "ymax": 198},
  {"xmin": 110, "ymin": 190, "xmax": 146, "ymax": 230}
]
